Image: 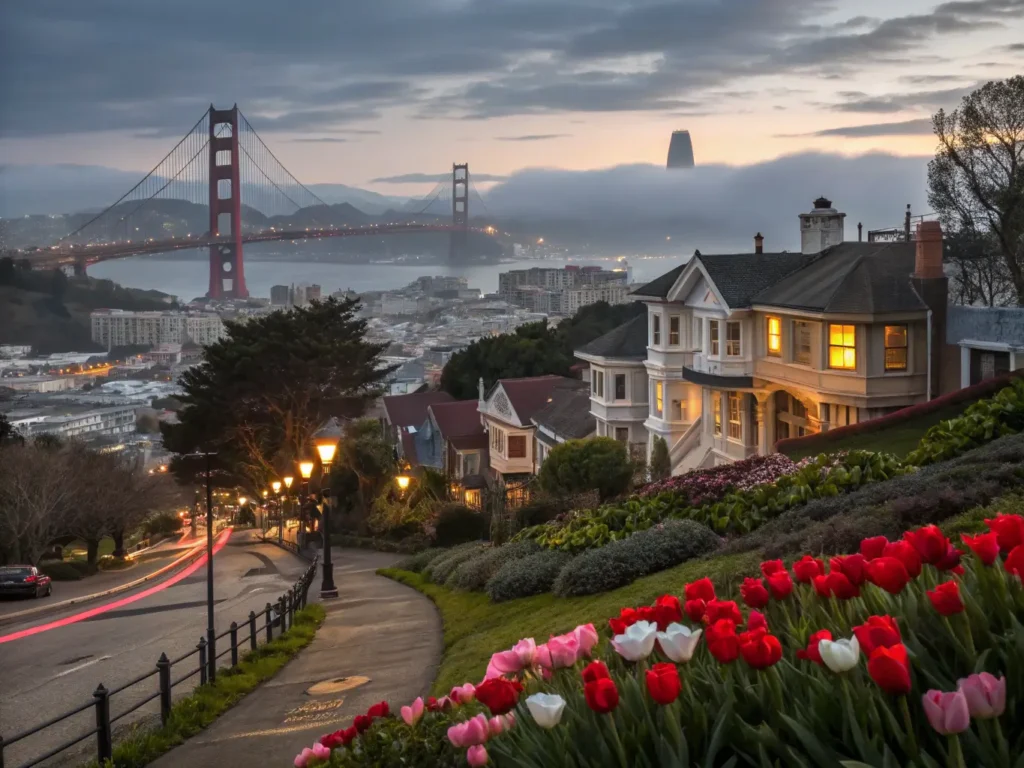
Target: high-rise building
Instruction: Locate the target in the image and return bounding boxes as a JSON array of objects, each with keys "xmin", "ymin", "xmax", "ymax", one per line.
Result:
[
  {"xmin": 270, "ymin": 285, "xmax": 290, "ymax": 306},
  {"xmin": 90, "ymin": 310, "xmax": 225, "ymax": 348},
  {"xmin": 666, "ymin": 130, "xmax": 695, "ymax": 169}
]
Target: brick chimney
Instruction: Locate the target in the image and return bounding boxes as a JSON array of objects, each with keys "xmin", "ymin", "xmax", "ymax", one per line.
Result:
[
  {"xmin": 911, "ymin": 220, "xmax": 948, "ymax": 399},
  {"xmin": 914, "ymin": 220, "xmax": 944, "ymax": 278},
  {"xmin": 754, "ymin": 233, "xmax": 764, "ymax": 254}
]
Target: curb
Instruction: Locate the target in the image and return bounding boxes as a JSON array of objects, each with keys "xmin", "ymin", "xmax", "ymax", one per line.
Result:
[{"xmin": 0, "ymin": 541, "xmax": 207, "ymax": 625}]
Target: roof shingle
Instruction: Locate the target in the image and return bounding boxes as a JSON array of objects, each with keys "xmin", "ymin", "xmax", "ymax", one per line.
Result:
[
  {"xmin": 530, "ymin": 379, "xmax": 594, "ymax": 440},
  {"xmin": 429, "ymin": 400, "xmax": 483, "ymax": 440},
  {"xmin": 576, "ymin": 313, "xmax": 648, "ymax": 359},
  {"xmin": 382, "ymin": 390, "xmax": 453, "ymax": 429}
]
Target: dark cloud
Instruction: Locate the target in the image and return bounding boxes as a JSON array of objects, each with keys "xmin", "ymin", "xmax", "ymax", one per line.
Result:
[
  {"xmin": 780, "ymin": 118, "xmax": 934, "ymax": 138},
  {"xmin": 1002, "ymin": 42, "xmax": 1024, "ymax": 50},
  {"xmin": 496, "ymin": 134, "xmax": 571, "ymax": 142},
  {"xmin": 899, "ymin": 74, "xmax": 970, "ymax": 85},
  {"xmin": 830, "ymin": 84, "xmax": 979, "ymax": 113},
  {"xmin": 371, "ymin": 172, "xmax": 510, "ymax": 184}
]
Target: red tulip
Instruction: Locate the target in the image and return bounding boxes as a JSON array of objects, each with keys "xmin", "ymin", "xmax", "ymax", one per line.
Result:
[
  {"xmin": 792, "ymin": 555, "xmax": 824, "ymax": 583},
  {"xmin": 1005, "ymin": 544, "xmax": 1024, "ymax": 579},
  {"xmin": 962, "ymin": 531, "xmax": 1000, "ymax": 566},
  {"xmin": 766, "ymin": 570, "xmax": 793, "ymax": 600},
  {"xmin": 859, "ymin": 536, "xmax": 889, "ymax": 561},
  {"xmin": 705, "ymin": 619, "xmax": 740, "ymax": 664},
  {"xmin": 739, "ymin": 627, "xmax": 782, "ymax": 670},
  {"xmin": 645, "ymin": 662, "xmax": 682, "ymax": 705},
  {"xmin": 934, "ymin": 545, "xmax": 963, "ymax": 572},
  {"xmin": 883, "ymin": 540, "xmax": 922, "ymax": 578},
  {"xmin": 366, "ymin": 701, "xmax": 390, "ymax": 719},
  {"xmin": 813, "ymin": 571, "xmax": 860, "ymax": 600},
  {"xmin": 760, "ymin": 559, "xmax": 786, "ymax": 577},
  {"xmin": 704, "ymin": 599, "xmax": 743, "ymax": 624},
  {"xmin": 608, "ymin": 607, "xmax": 638, "ymax": 635},
  {"xmin": 853, "ymin": 615, "xmax": 902, "ymax": 656},
  {"xmin": 985, "ymin": 513, "xmax": 1024, "ymax": 552},
  {"xmin": 927, "ymin": 581, "xmax": 964, "ymax": 615},
  {"xmin": 685, "ymin": 577, "xmax": 716, "ymax": 603},
  {"xmin": 867, "ymin": 644, "xmax": 912, "ymax": 695},
  {"xmin": 474, "ymin": 678, "xmax": 522, "ymax": 715},
  {"xmin": 684, "ymin": 598, "xmax": 707, "ymax": 622},
  {"xmin": 354, "ymin": 714, "xmax": 373, "ymax": 732},
  {"xmin": 747, "ymin": 610, "xmax": 768, "ymax": 632},
  {"xmin": 740, "ymin": 577, "xmax": 770, "ymax": 609},
  {"xmin": 903, "ymin": 525, "xmax": 951, "ymax": 566},
  {"xmin": 581, "ymin": 660, "xmax": 610, "ymax": 683},
  {"xmin": 829, "ymin": 554, "xmax": 868, "ymax": 585},
  {"xmin": 584, "ymin": 678, "xmax": 619, "ymax": 713},
  {"xmin": 653, "ymin": 594, "xmax": 683, "ymax": 629},
  {"xmin": 796, "ymin": 629, "xmax": 832, "ymax": 665},
  {"xmin": 865, "ymin": 556, "xmax": 911, "ymax": 595}
]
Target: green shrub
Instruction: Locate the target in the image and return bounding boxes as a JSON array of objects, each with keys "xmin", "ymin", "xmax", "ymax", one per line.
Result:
[
  {"xmin": 486, "ymin": 549, "xmax": 574, "ymax": 602},
  {"xmin": 423, "ymin": 542, "xmax": 487, "ymax": 584},
  {"xmin": 40, "ymin": 561, "xmax": 87, "ymax": 580},
  {"xmin": 516, "ymin": 498, "xmax": 568, "ymax": 529},
  {"xmin": 551, "ymin": 519, "xmax": 720, "ymax": 597},
  {"xmin": 649, "ymin": 436, "xmax": 670, "ymax": 481},
  {"xmin": 538, "ymin": 436, "xmax": 634, "ymax": 501},
  {"xmin": 445, "ymin": 540, "xmax": 541, "ymax": 592},
  {"xmin": 394, "ymin": 546, "xmax": 450, "ymax": 573},
  {"xmin": 434, "ymin": 504, "xmax": 487, "ymax": 547},
  {"xmin": 144, "ymin": 512, "xmax": 183, "ymax": 537}
]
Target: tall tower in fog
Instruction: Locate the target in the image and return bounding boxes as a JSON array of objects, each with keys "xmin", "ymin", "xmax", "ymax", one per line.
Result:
[{"xmin": 666, "ymin": 130, "xmax": 695, "ymax": 169}]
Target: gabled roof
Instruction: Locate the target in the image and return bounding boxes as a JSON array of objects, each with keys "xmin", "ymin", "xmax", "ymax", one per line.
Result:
[
  {"xmin": 485, "ymin": 375, "xmax": 576, "ymax": 425},
  {"xmin": 382, "ymin": 390, "xmax": 453, "ymax": 429},
  {"xmin": 429, "ymin": 400, "xmax": 483, "ymax": 440},
  {"xmin": 576, "ymin": 313, "xmax": 648, "ymax": 360},
  {"xmin": 697, "ymin": 252, "xmax": 814, "ymax": 308},
  {"xmin": 530, "ymin": 380, "xmax": 594, "ymax": 441},
  {"xmin": 752, "ymin": 242, "xmax": 927, "ymax": 314},
  {"xmin": 632, "ymin": 264, "xmax": 685, "ymax": 298}
]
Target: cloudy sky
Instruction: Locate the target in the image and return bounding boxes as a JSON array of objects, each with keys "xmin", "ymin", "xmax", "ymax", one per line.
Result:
[{"xmin": 0, "ymin": 0, "xmax": 1022, "ymax": 196}]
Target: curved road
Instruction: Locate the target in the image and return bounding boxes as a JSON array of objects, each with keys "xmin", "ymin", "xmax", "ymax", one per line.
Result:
[{"xmin": 0, "ymin": 530, "xmax": 309, "ymax": 768}]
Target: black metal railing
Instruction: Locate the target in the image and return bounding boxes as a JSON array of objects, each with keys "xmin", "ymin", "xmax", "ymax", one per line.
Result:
[{"xmin": 0, "ymin": 556, "xmax": 318, "ymax": 768}]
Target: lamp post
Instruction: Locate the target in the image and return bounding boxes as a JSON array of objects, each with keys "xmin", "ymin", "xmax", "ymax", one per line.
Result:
[
  {"xmin": 282, "ymin": 476, "xmax": 293, "ymax": 546},
  {"xmin": 238, "ymin": 496, "xmax": 247, "ymax": 526},
  {"xmin": 312, "ymin": 417, "xmax": 343, "ymax": 599},
  {"xmin": 271, "ymin": 480, "xmax": 282, "ymax": 539},
  {"xmin": 260, "ymin": 490, "xmax": 269, "ymax": 538},
  {"xmin": 298, "ymin": 460, "xmax": 314, "ymax": 547}
]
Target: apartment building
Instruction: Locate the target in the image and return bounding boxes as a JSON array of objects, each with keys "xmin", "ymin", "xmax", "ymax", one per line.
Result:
[
  {"xmin": 499, "ymin": 265, "xmax": 630, "ymax": 315},
  {"xmin": 90, "ymin": 309, "xmax": 225, "ymax": 348}
]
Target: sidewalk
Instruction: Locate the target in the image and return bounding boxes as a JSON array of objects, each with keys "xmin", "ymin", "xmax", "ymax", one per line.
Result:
[{"xmin": 150, "ymin": 547, "xmax": 443, "ymax": 768}]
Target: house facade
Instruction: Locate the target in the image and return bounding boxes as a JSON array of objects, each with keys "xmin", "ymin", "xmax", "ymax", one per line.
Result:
[
  {"xmin": 530, "ymin": 379, "xmax": 595, "ymax": 468},
  {"xmin": 626, "ymin": 198, "xmax": 952, "ymax": 474}
]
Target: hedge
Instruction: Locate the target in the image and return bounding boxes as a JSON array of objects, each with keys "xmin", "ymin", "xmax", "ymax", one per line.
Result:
[
  {"xmin": 485, "ymin": 550, "xmax": 574, "ymax": 603},
  {"xmin": 445, "ymin": 540, "xmax": 541, "ymax": 592}
]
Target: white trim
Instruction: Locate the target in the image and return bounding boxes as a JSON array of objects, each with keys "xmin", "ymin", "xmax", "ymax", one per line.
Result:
[
  {"xmin": 957, "ymin": 339, "xmax": 1024, "ymax": 353},
  {"xmin": 665, "ymin": 259, "xmax": 732, "ymax": 311}
]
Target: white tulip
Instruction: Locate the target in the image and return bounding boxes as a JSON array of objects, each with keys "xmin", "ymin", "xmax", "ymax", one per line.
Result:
[
  {"xmin": 818, "ymin": 636, "xmax": 860, "ymax": 673},
  {"xmin": 525, "ymin": 693, "xmax": 566, "ymax": 729},
  {"xmin": 611, "ymin": 620, "xmax": 658, "ymax": 661},
  {"xmin": 656, "ymin": 623, "xmax": 703, "ymax": 663}
]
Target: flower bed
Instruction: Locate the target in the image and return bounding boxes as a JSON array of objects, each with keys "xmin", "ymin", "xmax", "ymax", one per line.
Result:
[
  {"xmin": 634, "ymin": 453, "xmax": 799, "ymax": 501},
  {"xmin": 299, "ymin": 514, "xmax": 1024, "ymax": 767}
]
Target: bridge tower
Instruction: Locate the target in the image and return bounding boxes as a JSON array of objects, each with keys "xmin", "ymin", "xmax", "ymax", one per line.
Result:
[
  {"xmin": 449, "ymin": 163, "xmax": 469, "ymax": 262},
  {"xmin": 207, "ymin": 105, "xmax": 248, "ymax": 299}
]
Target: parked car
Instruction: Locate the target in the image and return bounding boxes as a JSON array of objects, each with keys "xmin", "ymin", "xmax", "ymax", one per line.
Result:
[{"xmin": 0, "ymin": 566, "xmax": 53, "ymax": 599}]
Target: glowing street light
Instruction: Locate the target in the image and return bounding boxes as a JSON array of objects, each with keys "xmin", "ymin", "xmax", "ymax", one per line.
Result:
[
  {"xmin": 396, "ymin": 474, "xmax": 411, "ymax": 491},
  {"xmin": 312, "ymin": 417, "xmax": 344, "ymax": 598}
]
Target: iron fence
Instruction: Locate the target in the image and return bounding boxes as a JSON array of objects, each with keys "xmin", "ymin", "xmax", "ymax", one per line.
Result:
[{"xmin": 0, "ymin": 556, "xmax": 318, "ymax": 768}]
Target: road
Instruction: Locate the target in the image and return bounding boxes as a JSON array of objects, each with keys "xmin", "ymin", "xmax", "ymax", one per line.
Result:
[{"xmin": 0, "ymin": 530, "xmax": 309, "ymax": 768}]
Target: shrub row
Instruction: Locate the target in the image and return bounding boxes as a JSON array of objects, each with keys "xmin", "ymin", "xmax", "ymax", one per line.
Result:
[
  {"xmin": 550, "ymin": 519, "xmax": 720, "ymax": 597},
  {"xmin": 423, "ymin": 542, "xmax": 488, "ymax": 584},
  {"xmin": 394, "ymin": 546, "xmax": 453, "ymax": 574},
  {"xmin": 446, "ymin": 540, "xmax": 541, "ymax": 592},
  {"xmin": 485, "ymin": 550, "xmax": 574, "ymax": 603}
]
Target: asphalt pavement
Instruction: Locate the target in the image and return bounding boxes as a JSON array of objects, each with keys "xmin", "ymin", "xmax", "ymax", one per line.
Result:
[{"xmin": 0, "ymin": 529, "xmax": 309, "ymax": 768}]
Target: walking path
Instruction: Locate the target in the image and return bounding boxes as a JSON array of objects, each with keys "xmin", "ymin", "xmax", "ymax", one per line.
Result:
[{"xmin": 150, "ymin": 547, "xmax": 443, "ymax": 768}]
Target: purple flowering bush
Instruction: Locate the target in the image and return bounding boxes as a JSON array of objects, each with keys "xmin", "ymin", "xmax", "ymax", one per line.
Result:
[{"xmin": 636, "ymin": 454, "xmax": 799, "ymax": 503}]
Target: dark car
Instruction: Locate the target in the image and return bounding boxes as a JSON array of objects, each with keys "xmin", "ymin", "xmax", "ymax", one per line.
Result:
[{"xmin": 0, "ymin": 566, "xmax": 53, "ymax": 599}]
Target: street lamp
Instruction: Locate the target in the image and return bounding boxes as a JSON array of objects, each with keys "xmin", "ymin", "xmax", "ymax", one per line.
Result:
[
  {"xmin": 271, "ymin": 481, "xmax": 282, "ymax": 539},
  {"xmin": 281, "ymin": 476, "xmax": 293, "ymax": 545},
  {"xmin": 298, "ymin": 460, "xmax": 314, "ymax": 545},
  {"xmin": 312, "ymin": 417, "xmax": 343, "ymax": 599},
  {"xmin": 396, "ymin": 474, "xmax": 411, "ymax": 491}
]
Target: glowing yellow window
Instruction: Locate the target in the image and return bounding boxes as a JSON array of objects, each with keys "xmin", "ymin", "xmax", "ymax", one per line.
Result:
[
  {"xmin": 767, "ymin": 316, "xmax": 782, "ymax": 356},
  {"xmin": 655, "ymin": 381, "xmax": 664, "ymax": 416},
  {"xmin": 828, "ymin": 324, "xmax": 856, "ymax": 370}
]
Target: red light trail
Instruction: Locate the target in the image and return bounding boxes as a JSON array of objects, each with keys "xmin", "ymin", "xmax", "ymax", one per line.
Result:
[{"xmin": 0, "ymin": 528, "xmax": 233, "ymax": 645}]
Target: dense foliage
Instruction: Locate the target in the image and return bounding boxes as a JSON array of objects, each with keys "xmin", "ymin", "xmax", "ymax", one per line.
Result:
[
  {"xmin": 537, "ymin": 437, "xmax": 634, "ymax": 502},
  {"xmin": 447, "ymin": 541, "xmax": 542, "ymax": 592},
  {"xmin": 435, "ymin": 504, "xmax": 488, "ymax": 547},
  {"xmin": 648, "ymin": 436, "xmax": 670, "ymax": 481},
  {"xmin": 439, "ymin": 301, "xmax": 645, "ymax": 399},
  {"xmin": 485, "ymin": 550, "xmax": 573, "ymax": 603}
]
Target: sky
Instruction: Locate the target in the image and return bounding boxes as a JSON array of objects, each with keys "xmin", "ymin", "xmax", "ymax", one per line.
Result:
[{"xmin": 0, "ymin": 0, "xmax": 1022, "ymax": 197}]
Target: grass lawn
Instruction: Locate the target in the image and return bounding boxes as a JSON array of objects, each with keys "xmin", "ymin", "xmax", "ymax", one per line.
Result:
[
  {"xmin": 781, "ymin": 400, "xmax": 968, "ymax": 461},
  {"xmin": 381, "ymin": 497, "xmax": 1015, "ymax": 697}
]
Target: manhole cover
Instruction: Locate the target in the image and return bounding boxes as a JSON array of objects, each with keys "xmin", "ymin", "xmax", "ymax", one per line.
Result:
[{"xmin": 306, "ymin": 676, "xmax": 371, "ymax": 695}]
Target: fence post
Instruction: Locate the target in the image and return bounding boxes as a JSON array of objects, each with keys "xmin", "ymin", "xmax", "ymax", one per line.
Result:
[
  {"xmin": 93, "ymin": 684, "xmax": 112, "ymax": 765},
  {"xmin": 289, "ymin": 588, "xmax": 296, "ymax": 627},
  {"xmin": 248, "ymin": 610, "xmax": 258, "ymax": 651},
  {"xmin": 278, "ymin": 596, "xmax": 287, "ymax": 632},
  {"xmin": 197, "ymin": 637, "xmax": 208, "ymax": 686},
  {"xmin": 229, "ymin": 622, "xmax": 239, "ymax": 667},
  {"xmin": 157, "ymin": 652, "xmax": 172, "ymax": 725},
  {"xmin": 265, "ymin": 603, "xmax": 273, "ymax": 643}
]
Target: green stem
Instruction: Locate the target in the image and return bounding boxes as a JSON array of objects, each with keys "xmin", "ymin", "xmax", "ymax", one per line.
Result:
[
  {"xmin": 992, "ymin": 718, "xmax": 1010, "ymax": 768},
  {"xmin": 958, "ymin": 612, "xmax": 977, "ymax": 658},
  {"xmin": 607, "ymin": 715, "xmax": 629, "ymax": 768},
  {"xmin": 948, "ymin": 734, "xmax": 966, "ymax": 768},
  {"xmin": 899, "ymin": 696, "xmax": 920, "ymax": 760}
]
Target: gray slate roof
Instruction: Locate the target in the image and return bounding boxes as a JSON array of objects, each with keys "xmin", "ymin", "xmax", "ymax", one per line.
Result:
[
  {"xmin": 632, "ymin": 264, "xmax": 685, "ymax": 298},
  {"xmin": 530, "ymin": 379, "xmax": 594, "ymax": 441},
  {"xmin": 752, "ymin": 242, "xmax": 927, "ymax": 314},
  {"xmin": 576, "ymin": 313, "xmax": 648, "ymax": 359}
]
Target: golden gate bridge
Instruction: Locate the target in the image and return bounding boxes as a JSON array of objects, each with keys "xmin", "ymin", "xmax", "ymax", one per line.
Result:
[{"xmin": 8, "ymin": 105, "xmax": 495, "ymax": 299}]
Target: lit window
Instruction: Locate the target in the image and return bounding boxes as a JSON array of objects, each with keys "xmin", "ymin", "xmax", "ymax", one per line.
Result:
[
  {"xmin": 794, "ymin": 321, "xmax": 812, "ymax": 365},
  {"xmin": 652, "ymin": 314, "xmax": 661, "ymax": 345},
  {"xmin": 726, "ymin": 322, "xmax": 741, "ymax": 356},
  {"xmin": 884, "ymin": 325, "xmax": 908, "ymax": 371},
  {"xmin": 728, "ymin": 393, "xmax": 742, "ymax": 441},
  {"xmin": 713, "ymin": 392, "xmax": 722, "ymax": 436},
  {"xmin": 828, "ymin": 324, "xmax": 856, "ymax": 370},
  {"xmin": 766, "ymin": 316, "xmax": 782, "ymax": 357},
  {"xmin": 655, "ymin": 381, "xmax": 663, "ymax": 417},
  {"xmin": 709, "ymin": 320, "xmax": 720, "ymax": 356},
  {"xmin": 669, "ymin": 316, "xmax": 680, "ymax": 346}
]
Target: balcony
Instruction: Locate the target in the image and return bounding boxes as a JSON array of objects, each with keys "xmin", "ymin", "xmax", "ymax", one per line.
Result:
[{"xmin": 682, "ymin": 366, "xmax": 754, "ymax": 389}]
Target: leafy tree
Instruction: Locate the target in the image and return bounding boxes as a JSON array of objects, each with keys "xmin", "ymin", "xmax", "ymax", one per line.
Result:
[
  {"xmin": 928, "ymin": 76, "xmax": 1024, "ymax": 305},
  {"xmin": 537, "ymin": 437, "xmax": 634, "ymax": 501},
  {"xmin": 335, "ymin": 418, "xmax": 397, "ymax": 528},
  {"xmin": 163, "ymin": 297, "xmax": 393, "ymax": 493},
  {"xmin": 649, "ymin": 436, "xmax": 671, "ymax": 481},
  {"xmin": 0, "ymin": 414, "xmax": 23, "ymax": 447}
]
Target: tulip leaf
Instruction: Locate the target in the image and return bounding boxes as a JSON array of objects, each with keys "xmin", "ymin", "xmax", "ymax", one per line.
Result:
[
  {"xmin": 780, "ymin": 713, "xmax": 840, "ymax": 768},
  {"xmin": 703, "ymin": 701, "xmax": 733, "ymax": 768}
]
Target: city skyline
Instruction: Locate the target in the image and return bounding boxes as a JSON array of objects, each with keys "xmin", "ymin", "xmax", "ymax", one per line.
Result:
[{"xmin": 1, "ymin": 0, "xmax": 1022, "ymax": 195}]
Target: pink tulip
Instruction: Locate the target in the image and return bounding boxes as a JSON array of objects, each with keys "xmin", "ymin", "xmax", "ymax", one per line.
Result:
[
  {"xmin": 486, "ymin": 638, "xmax": 536, "ymax": 677},
  {"xmin": 533, "ymin": 643, "xmax": 553, "ymax": 670},
  {"xmin": 922, "ymin": 689, "xmax": 971, "ymax": 735},
  {"xmin": 467, "ymin": 744, "xmax": 489, "ymax": 766},
  {"xmin": 448, "ymin": 713, "xmax": 490, "ymax": 747},
  {"xmin": 574, "ymin": 623, "xmax": 599, "ymax": 657},
  {"xmin": 401, "ymin": 696, "xmax": 425, "ymax": 726},
  {"xmin": 294, "ymin": 747, "xmax": 315, "ymax": 768},
  {"xmin": 450, "ymin": 683, "xmax": 476, "ymax": 704},
  {"xmin": 547, "ymin": 634, "xmax": 580, "ymax": 668},
  {"xmin": 311, "ymin": 742, "xmax": 330, "ymax": 761},
  {"xmin": 488, "ymin": 716, "xmax": 507, "ymax": 736},
  {"xmin": 957, "ymin": 672, "xmax": 1006, "ymax": 719}
]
